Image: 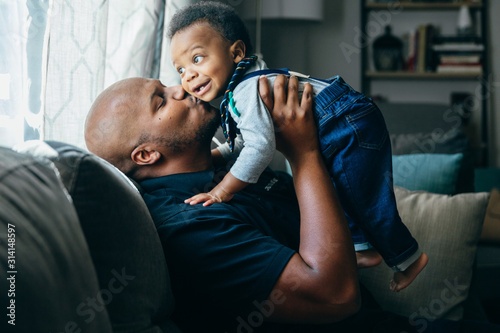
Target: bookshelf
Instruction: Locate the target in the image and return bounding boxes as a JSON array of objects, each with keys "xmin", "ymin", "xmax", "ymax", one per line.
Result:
[
  {"xmin": 365, "ymin": 2, "xmax": 483, "ymax": 10},
  {"xmin": 365, "ymin": 71, "xmax": 483, "ymax": 79},
  {"xmin": 361, "ymin": 0, "xmax": 489, "ymax": 165}
]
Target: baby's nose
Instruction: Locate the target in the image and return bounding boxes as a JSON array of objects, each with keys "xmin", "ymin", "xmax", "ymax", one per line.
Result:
[{"xmin": 185, "ymin": 68, "xmax": 197, "ymax": 80}]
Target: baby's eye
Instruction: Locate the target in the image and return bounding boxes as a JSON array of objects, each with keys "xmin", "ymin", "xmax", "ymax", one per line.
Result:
[
  {"xmin": 177, "ymin": 67, "xmax": 185, "ymax": 75},
  {"xmin": 193, "ymin": 55, "xmax": 203, "ymax": 64}
]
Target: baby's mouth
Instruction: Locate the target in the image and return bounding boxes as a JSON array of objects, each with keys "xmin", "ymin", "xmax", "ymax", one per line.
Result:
[{"xmin": 193, "ymin": 81, "xmax": 211, "ymax": 97}]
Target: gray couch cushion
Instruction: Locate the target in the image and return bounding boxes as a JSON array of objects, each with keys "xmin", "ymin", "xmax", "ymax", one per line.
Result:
[
  {"xmin": 0, "ymin": 147, "xmax": 112, "ymax": 333},
  {"xmin": 17, "ymin": 141, "xmax": 180, "ymax": 333},
  {"xmin": 378, "ymin": 102, "xmax": 463, "ymax": 135},
  {"xmin": 379, "ymin": 102, "xmax": 474, "ymax": 193}
]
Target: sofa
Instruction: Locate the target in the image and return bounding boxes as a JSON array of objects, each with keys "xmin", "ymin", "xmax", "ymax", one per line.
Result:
[
  {"xmin": 0, "ymin": 141, "xmax": 180, "ymax": 333},
  {"xmin": 0, "ymin": 121, "xmax": 496, "ymax": 332}
]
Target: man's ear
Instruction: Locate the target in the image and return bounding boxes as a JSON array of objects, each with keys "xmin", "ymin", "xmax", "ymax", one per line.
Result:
[
  {"xmin": 131, "ymin": 146, "xmax": 161, "ymax": 166},
  {"xmin": 231, "ymin": 40, "xmax": 246, "ymax": 64}
]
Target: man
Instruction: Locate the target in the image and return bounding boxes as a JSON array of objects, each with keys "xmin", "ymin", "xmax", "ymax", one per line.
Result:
[
  {"xmin": 85, "ymin": 76, "xmax": 498, "ymax": 333},
  {"xmin": 85, "ymin": 75, "xmax": 360, "ymax": 332}
]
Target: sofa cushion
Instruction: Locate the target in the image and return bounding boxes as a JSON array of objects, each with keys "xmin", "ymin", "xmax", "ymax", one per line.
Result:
[
  {"xmin": 16, "ymin": 141, "xmax": 180, "ymax": 333},
  {"xmin": 359, "ymin": 186, "xmax": 489, "ymax": 322},
  {"xmin": 390, "ymin": 129, "xmax": 474, "ymax": 194},
  {"xmin": 390, "ymin": 129, "xmax": 469, "ymax": 156},
  {"xmin": 379, "ymin": 101, "xmax": 474, "ymax": 194},
  {"xmin": 0, "ymin": 147, "xmax": 112, "ymax": 332},
  {"xmin": 392, "ymin": 153, "xmax": 463, "ymax": 195}
]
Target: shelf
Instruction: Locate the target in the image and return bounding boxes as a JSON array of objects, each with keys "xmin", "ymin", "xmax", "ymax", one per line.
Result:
[
  {"xmin": 361, "ymin": 0, "xmax": 489, "ymax": 165},
  {"xmin": 364, "ymin": 1, "xmax": 483, "ymax": 10},
  {"xmin": 366, "ymin": 71, "xmax": 483, "ymax": 79}
]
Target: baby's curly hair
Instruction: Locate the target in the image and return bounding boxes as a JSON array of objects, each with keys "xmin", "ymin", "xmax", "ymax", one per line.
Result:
[{"xmin": 168, "ymin": 1, "xmax": 254, "ymax": 55}]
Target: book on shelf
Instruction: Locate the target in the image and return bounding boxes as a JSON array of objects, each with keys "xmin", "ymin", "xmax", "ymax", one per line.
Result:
[
  {"xmin": 436, "ymin": 63, "xmax": 482, "ymax": 74},
  {"xmin": 433, "ymin": 35, "xmax": 483, "ymax": 44},
  {"xmin": 439, "ymin": 54, "xmax": 481, "ymax": 64},
  {"xmin": 432, "ymin": 43, "xmax": 484, "ymax": 52},
  {"xmin": 432, "ymin": 35, "xmax": 484, "ymax": 52},
  {"xmin": 431, "ymin": 34, "xmax": 484, "ymax": 75},
  {"xmin": 404, "ymin": 24, "xmax": 435, "ymax": 73}
]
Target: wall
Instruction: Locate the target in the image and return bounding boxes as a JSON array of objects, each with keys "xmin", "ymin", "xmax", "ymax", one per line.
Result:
[
  {"xmin": 231, "ymin": 0, "xmax": 500, "ymax": 167},
  {"xmin": 237, "ymin": 1, "xmax": 362, "ymax": 89}
]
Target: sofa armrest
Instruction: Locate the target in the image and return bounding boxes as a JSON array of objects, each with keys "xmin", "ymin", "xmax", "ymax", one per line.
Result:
[
  {"xmin": 0, "ymin": 147, "xmax": 113, "ymax": 332},
  {"xmin": 15, "ymin": 140, "xmax": 182, "ymax": 333}
]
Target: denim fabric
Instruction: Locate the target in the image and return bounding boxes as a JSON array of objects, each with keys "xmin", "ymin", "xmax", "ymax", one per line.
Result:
[{"xmin": 314, "ymin": 76, "xmax": 419, "ymax": 268}]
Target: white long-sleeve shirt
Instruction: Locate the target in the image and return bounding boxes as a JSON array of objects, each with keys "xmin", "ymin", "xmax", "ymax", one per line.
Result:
[{"xmin": 218, "ymin": 59, "xmax": 329, "ymax": 183}]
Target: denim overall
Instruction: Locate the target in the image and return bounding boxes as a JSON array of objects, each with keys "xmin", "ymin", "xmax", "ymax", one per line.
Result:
[{"xmin": 241, "ymin": 70, "xmax": 419, "ymax": 270}]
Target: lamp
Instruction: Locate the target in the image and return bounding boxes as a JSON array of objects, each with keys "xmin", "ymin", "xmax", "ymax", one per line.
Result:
[
  {"xmin": 237, "ymin": 0, "xmax": 323, "ymax": 59},
  {"xmin": 238, "ymin": 0, "xmax": 323, "ymax": 21}
]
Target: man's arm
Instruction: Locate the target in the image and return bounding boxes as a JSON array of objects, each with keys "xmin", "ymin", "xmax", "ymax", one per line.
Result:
[{"xmin": 258, "ymin": 75, "xmax": 361, "ymax": 323}]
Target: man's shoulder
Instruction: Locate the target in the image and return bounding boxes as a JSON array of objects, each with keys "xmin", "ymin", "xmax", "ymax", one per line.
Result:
[
  {"xmin": 140, "ymin": 168, "xmax": 296, "ymax": 226},
  {"xmin": 142, "ymin": 187, "xmax": 238, "ymax": 228}
]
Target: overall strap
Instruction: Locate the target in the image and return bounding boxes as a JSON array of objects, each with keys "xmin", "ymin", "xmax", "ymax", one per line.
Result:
[
  {"xmin": 241, "ymin": 68, "xmax": 292, "ymax": 81},
  {"xmin": 242, "ymin": 68, "xmax": 332, "ymax": 84},
  {"xmin": 220, "ymin": 55, "xmax": 258, "ymax": 152}
]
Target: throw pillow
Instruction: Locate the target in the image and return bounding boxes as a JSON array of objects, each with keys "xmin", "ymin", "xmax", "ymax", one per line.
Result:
[
  {"xmin": 392, "ymin": 153, "xmax": 463, "ymax": 194},
  {"xmin": 358, "ymin": 186, "xmax": 489, "ymax": 324},
  {"xmin": 390, "ymin": 129, "xmax": 474, "ymax": 194}
]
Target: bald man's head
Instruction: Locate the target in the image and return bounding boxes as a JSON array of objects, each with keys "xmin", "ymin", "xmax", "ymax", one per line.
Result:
[
  {"xmin": 84, "ymin": 78, "xmax": 219, "ymax": 180},
  {"xmin": 85, "ymin": 78, "xmax": 143, "ymax": 175}
]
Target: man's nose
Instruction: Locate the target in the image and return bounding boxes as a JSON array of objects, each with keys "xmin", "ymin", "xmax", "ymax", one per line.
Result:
[{"xmin": 169, "ymin": 85, "xmax": 187, "ymax": 100}]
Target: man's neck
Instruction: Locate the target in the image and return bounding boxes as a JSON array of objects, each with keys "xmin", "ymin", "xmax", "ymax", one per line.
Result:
[{"xmin": 135, "ymin": 148, "xmax": 213, "ymax": 181}]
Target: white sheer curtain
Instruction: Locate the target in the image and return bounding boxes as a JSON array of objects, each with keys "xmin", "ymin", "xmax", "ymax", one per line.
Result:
[
  {"xmin": 0, "ymin": 0, "xmax": 51, "ymax": 147},
  {"xmin": 0, "ymin": 0, "xmax": 196, "ymax": 149}
]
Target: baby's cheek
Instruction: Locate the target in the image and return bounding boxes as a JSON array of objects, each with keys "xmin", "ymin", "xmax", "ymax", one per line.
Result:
[{"xmin": 181, "ymin": 82, "xmax": 192, "ymax": 94}]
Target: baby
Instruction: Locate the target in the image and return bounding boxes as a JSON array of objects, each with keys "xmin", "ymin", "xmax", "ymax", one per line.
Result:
[{"xmin": 168, "ymin": 1, "xmax": 427, "ymax": 292}]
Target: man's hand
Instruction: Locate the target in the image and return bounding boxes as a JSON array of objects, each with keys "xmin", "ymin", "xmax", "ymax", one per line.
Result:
[{"xmin": 258, "ymin": 75, "xmax": 317, "ymax": 164}]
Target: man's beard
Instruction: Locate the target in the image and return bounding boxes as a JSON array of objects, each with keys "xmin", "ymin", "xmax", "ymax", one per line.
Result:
[
  {"xmin": 195, "ymin": 112, "xmax": 221, "ymax": 148},
  {"xmin": 140, "ymin": 112, "xmax": 221, "ymax": 154}
]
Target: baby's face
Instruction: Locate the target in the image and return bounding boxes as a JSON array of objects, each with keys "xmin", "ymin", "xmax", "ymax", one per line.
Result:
[{"xmin": 171, "ymin": 23, "xmax": 242, "ymax": 102}]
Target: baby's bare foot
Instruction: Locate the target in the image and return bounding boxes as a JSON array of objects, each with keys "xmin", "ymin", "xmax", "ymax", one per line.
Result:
[
  {"xmin": 390, "ymin": 252, "xmax": 429, "ymax": 292},
  {"xmin": 356, "ymin": 249, "xmax": 383, "ymax": 268}
]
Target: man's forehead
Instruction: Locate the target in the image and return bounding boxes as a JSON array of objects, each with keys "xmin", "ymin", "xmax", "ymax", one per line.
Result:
[
  {"xmin": 108, "ymin": 78, "xmax": 168, "ymax": 109},
  {"xmin": 111, "ymin": 77, "xmax": 157, "ymax": 92}
]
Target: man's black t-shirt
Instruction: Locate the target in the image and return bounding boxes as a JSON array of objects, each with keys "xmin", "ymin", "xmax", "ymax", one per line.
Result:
[{"xmin": 141, "ymin": 168, "xmax": 299, "ymax": 332}]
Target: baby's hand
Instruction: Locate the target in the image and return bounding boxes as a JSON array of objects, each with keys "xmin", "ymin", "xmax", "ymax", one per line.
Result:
[{"xmin": 185, "ymin": 185, "xmax": 234, "ymax": 207}]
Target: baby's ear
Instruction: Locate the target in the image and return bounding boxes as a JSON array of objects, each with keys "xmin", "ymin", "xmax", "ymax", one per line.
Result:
[{"xmin": 231, "ymin": 40, "xmax": 246, "ymax": 63}]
